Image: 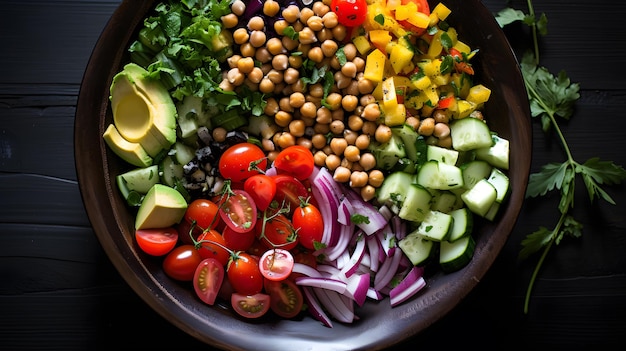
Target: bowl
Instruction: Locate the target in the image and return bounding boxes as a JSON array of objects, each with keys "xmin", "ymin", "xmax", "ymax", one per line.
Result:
[{"xmin": 74, "ymin": 0, "xmax": 532, "ymax": 349}]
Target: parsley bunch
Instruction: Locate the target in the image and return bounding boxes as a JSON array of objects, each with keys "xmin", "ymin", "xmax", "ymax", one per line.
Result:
[{"xmin": 495, "ymin": 1, "xmax": 626, "ymax": 313}]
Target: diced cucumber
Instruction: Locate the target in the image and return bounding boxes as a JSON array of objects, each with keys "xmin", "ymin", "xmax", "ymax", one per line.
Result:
[
  {"xmin": 176, "ymin": 95, "xmax": 209, "ymax": 138},
  {"xmin": 376, "ymin": 171, "xmax": 415, "ymax": 206},
  {"xmin": 115, "ymin": 174, "xmax": 144, "ymax": 207},
  {"xmin": 415, "ymin": 210, "xmax": 454, "ymax": 241},
  {"xmin": 484, "ymin": 201, "xmax": 501, "ymax": 221},
  {"xmin": 448, "ymin": 208, "xmax": 473, "ymax": 242},
  {"xmin": 392, "ymin": 124, "xmax": 420, "ymax": 162},
  {"xmin": 460, "ymin": 160, "xmax": 492, "ymax": 190},
  {"xmin": 427, "ymin": 144, "xmax": 459, "ymax": 165},
  {"xmin": 390, "ymin": 157, "xmax": 417, "ymax": 174},
  {"xmin": 476, "ymin": 134, "xmax": 509, "ymax": 170},
  {"xmin": 416, "ymin": 160, "xmax": 464, "ymax": 190},
  {"xmin": 450, "ymin": 116, "xmax": 493, "ymax": 151},
  {"xmin": 487, "ymin": 168, "xmax": 510, "ymax": 202},
  {"xmin": 461, "ymin": 178, "xmax": 497, "ymax": 217},
  {"xmin": 370, "ymin": 134, "xmax": 406, "ymax": 171},
  {"xmin": 398, "ymin": 232, "xmax": 435, "ymax": 266},
  {"xmin": 439, "ymin": 235, "xmax": 475, "ymax": 273},
  {"xmin": 430, "ymin": 190, "xmax": 458, "ymax": 213},
  {"xmin": 173, "ymin": 141, "xmax": 196, "ymax": 165},
  {"xmin": 160, "ymin": 154, "xmax": 184, "ymax": 187},
  {"xmin": 398, "ymin": 183, "xmax": 432, "ymax": 223},
  {"xmin": 117, "ymin": 165, "xmax": 159, "ymax": 194}
]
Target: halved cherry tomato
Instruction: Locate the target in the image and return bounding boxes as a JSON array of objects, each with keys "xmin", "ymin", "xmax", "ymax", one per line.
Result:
[
  {"xmin": 256, "ymin": 213, "xmax": 299, "ymax": 251},
  {"xmin": 273, "ymin": 145, "xmax": 315, "ymax": 181},
  {"xmin": 163, "ymin": 244, "xmax": 203, "ymax": 281},
  {"xmin": 259, "ymin": 248, "xmax": 295, "ymax": 281},
  {"xmin": 218, "ymin": 142, "xmax": 267, "ymax": 182},
  {"xmin": 292, "ymin": 201, "xmax": 324, "ymax": 250},
  {"xmin": 243, "ymin": 174, "xmax": 276, "ymax": 211},
  {"xmin": 135, "ymin": 227, "xmax": 178, "ymax": 256},
  {"xmin": 271, "ymin": 174, "xmax": 309, "ymax": 215},
  {"xmin": 227, "ymin": 252, "xmax": 264, "ymax": 295},
  {"xmin": 222, "ymin": 224, "xmax": 255, "ymax": 252},
  {"xmin": 193, "ymin": 258, "xmax": 224, "ymax": 305},
  {"xmin": 330, "ymin": 0, "xmax": 368, "ymax": 27},
  {"xmin": 184, "ymin": 198, "xmax": 221, "ymax": 231},
  {"xmin": 264, "ymin": 278, "xmax": 304, "ymax": 319},
  {"xmin": 231, "ymin": 293, "xmax": 270, "ymax": 319},
  {"xmin": 196, "ymin": 229, "xmax": 230, "ymax": 266},
  {"xmin": 219, "ymin": 189, "xmax": 257, "ymax": 234}
]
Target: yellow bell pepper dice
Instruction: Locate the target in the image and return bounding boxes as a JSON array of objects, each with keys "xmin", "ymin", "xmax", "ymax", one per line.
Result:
[
  {"xmin": 389, "ymin": 44, "xmax": 414, "ymax": 74},
  {"xmin": 395, "ymin": 2, "xmax": 417, "ymax": 21},
  {"xmin": 364, "ymin": 49, "xmax": 387, "ymax": 83},
  {"xmin": 466, "ymin": 84, "xmax": 492, "ymax": 104},
  {"xmin": 369, "ymin": 30, "xmax": 392, "ymax": 48},
  {"xmin": 407, "ymin": 11, "xmax": 430, "ymax": 29},
  {"xmin": 353, "ymin": 35, "xmax": 372, "ymax": 55},
  {"xmin": 432, "ymin": 3, "xmax": 452, "ymax": 20},
  {"xmin": 382, "ymin": 103, "xmax": 407, "ymax": 127},
  {"xmin": 381, "ymin": 77, "xmax": 399, "ymax": 111}
]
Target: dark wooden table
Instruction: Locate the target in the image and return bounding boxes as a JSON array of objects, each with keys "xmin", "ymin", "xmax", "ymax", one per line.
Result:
[{"xmin": 2, "ymin": 0, "xmax": 625, "ymax": 349}]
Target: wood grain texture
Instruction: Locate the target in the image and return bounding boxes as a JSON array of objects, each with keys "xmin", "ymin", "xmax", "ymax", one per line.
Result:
[{"xmin": 1, "ymin": 0, "xmax": 625, "ymax": 350}]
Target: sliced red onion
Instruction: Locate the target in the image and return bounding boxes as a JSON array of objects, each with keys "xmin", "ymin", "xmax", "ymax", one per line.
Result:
[
  {"xmin": 323, "ymin": 223, "xmax": 354, "ymax": 262},
  {"xmin": 295, "ymin": 276, "xmax": 347, "ymax": 295},
  {"xmin": 302, "ymin": 286, "xmax": 333, "ymax": 328},
  {"xmin": 366, "ymin": 287, "xmax": 384, "ymax": 300},
  {"xmin": 313, "ymin": 288, "xmax": 355, "ymax": 323},
  {"xmin": 340, "ymin": 183, "xmax": 388, "ymax": 235},
  {"xmin": 292, "ymin": 262, "xmax": 322, "ymax": 278},
  {"xmin": 390, "ymin": 276, "xmax": 426, "ymax": 307},
  {"xmin": 344, "ymin": 272, "xmax": 370, "ymax": 306},
  {"xmin": 376, "ymin": 225, "xmax": 396, "ymax": 257},
  {"xmin": 337, "ymin": 197, "xmax": 353, "ymax": 225},
  {"xmin": 340, "ymin": 234, "xmax": 366, "ymax": 277},
  {"xmin": 316, "ymin": 264, "xmax": 341, "ymax": 278},
  {"xmin": 374, "ymin": 247, "xmax": 403, "ymax": 291},
  {"xmin": 366, "ymin": 234, "xmax": 382, "ymax": 272}
]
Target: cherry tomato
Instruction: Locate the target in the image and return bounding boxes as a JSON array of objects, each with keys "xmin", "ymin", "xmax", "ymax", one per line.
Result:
[
  {"xmin": 219, "ymin": 189, "xmax": 257, "ymax": 233},
  {"xmin": 184, "ymin": 198, "xmax": 221, "ymax": 231},
  {"xmin": 163, "ymin": 244, "xmax": 203, "ymax": 281},
  {"xmin": 243, "ymin": 174, "xmax": 276, "ymax": 211},
  {"xmin": 264, "ymin": 278, "xmax": 304, "ymax": 319},
  {"xmin": 271, "ymin": 175, "xmax": 309, "ymax": 216},
  {"xmin": 273, "ymin": 145, "xmax": 315, "ymax": 181},
  {"xmin": 330, "ymin": 0, "xmax": 368, "ymax": 27},
  {"xmin": 246, "ymin": 238, "xmax": 268, "ymax": 257},
  {"xmin": 218, "ymin": 142, "xmax": 267, "ymax": 182},
  {"xmin": 231, "ymin": 293, "xmax": 270, "ymax": 319},
  {"xmin": 193, "ymin": 258, "xmax": 224, "ymax": 305},
  {"xmin": 227, "ymin": 252, "xmax": 264, "ymax": 295},
  {"xmin": 176, "ymin": 217, "xmax": 204, "ymax": 245},
  {"xmin": 222, "ymin": 224, "xmax": 255, "ymax": 252},
  {"xmin": 256, "ymin": 214, "xmax": 298, "ymax": 251},
  {"xmin": 135, "ymin": 227, "xmax": 178, "ymax": 256},
  {"xmin": 196, "ymin": 229, "xmax": 230, "ymax": 266},
  {"xmin": 396, "ymin": 0, "xmax": 431, "ymax": 35},
  {"xmin": 259, "ymin": 248, "xmax": 295, "ymax": 281},
  {"xmin": 292, "ymin": 201, "xmax": 324, "ymax": 250}
]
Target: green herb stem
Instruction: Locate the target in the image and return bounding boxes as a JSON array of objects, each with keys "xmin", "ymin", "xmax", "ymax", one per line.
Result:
[{"xmin": 526, "ymin": 0, "xmax": 540, "ymax": 65}]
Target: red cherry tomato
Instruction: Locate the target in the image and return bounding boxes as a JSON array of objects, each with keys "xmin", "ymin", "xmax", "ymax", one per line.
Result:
[
  {"xmin": 219, "ymin": 189, "xmax": 257, "ymax": 234},
  {"xmin": 259, "ymin": 248, "xmax": 295, "ymax": 281},
  {"xmin": 330, "ymin": 0, "xmax": 368, "ymax": 27},
  {"xmin": 231, "ymin": 293, "xmax": 270, "ymax": 319},
  {"xmin": 196, "ymin": 229, "xmax": 230, "ymax": 266},
  {"xmin": 222, "ymin": 224, "xmax": 256, "ymax": 252},
  {"xmin": 135, "ymin": 227, "xmax": 179, "ymax": 256},
  {"xmin": 264, "ymin": 278, "xmax": 304, "ymax": 319},
  {"xmin": 243, "ymin": 174, "xmax": 277, "ymax": 211},
  {"xmin": 218, "ymin": 142, "xmax": 267, "ymax": 182},
  {"xmin": 176, "ymin": 217, "xmax": 204, "ymax": 245},
  {"xmin": 255, "ymin": 214, "xmax": 299, "ymax": 251},
  {"xmin": 163, "ymin": 244, "xmax": 203, "ymax": 281},
  {"xmin": 227, "ymin": 252, "xmax": 264, "ymax": 295},
  {"xmin": 193, "ymin": 258, "xmax": 224, "ymax": 305},
  {"xmin": 273, "ymin": 145, "xmax": 315, "ymax": 180},
  {"xmin": 184, "ymin": 199, "xmax": 221, "ymax": 231},
  {"xmin": 292, "ymin": 201, "xmax": 324, "ymax": 250},
  {"xmin": 270, "ymin": 175, "xmax": 309, "ymax": 216}
]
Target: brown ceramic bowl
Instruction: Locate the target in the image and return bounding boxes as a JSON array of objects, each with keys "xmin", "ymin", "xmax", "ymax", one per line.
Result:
[{"xmin": 75, "ymin": 0, "xmax": 531, "ymax": 349}]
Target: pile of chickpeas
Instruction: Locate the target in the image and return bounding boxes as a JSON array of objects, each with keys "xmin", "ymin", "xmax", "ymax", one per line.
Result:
[{"xmin": 215, "ymin": 0, "xmax": 452, "ymax": 201}]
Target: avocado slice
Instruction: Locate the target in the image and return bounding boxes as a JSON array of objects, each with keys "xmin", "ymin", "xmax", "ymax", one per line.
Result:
[
  {"xmin": 103, "ymin": 124, "xmax": 153, "ymax": 167},
  {"xmin": 135, "ymin": 184, "xmax": 188, "ymax": 230},
  {"xmin": 109, "ymin": 63, "xmax": 177, "ymax": 157}
]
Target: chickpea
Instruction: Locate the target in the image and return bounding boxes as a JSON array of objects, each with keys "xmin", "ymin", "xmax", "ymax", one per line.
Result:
[
  {"xmin": 350, "ymin": 171, "xmax": 369, "ymax": 188},
  {"xmin": 329, "ymin": 120, "xmax": 345, "ymax": 135},
  {"xmin": 433, "ymin": 109, "xmax": 449, "ymax": 124},
  {"xmin": 311, "ymin": 133, "xmax": 327, "ymax": 149},
  {"xmin": 433, "ymin": 122, "xmax": 451, "ymax": 138},
  {"xmin": 375, "ymin": 124, "xmax": 392, "ymax": 143},
  {"xmin": 418, "ymin": 117, "xmax": 436, "ymax": 136},
  {"xmin": 368, "ymin": 169, "xmax": 385, "ymax": 187},
  {"xmin": 264, "ymin": 97, "xmax": 279, "ymax": 116},
  {"xmin": 255, "ymin": 47, "xmax": 272, "ymax": 63},
  {"xmin": 212, "ymin": 127, "xmax": 227, "ymax": 143},
  {"xmin": 360, "ymin": 94, "xmax": 377, "ymax": 107},
  {"xmin": 274, "ymin": 110, "xmax": 292, "ymax": 127},
  {"xmin": 340, "ymin": 158, "xmax": 353, "ymax": 169},
  {"xmin": 334, "ymin": 71, "xmax": 351, "ymax": 90},
  {"xmin": 237, "ymin": 56, "xmax": 255, "ymax": 74},
  {"xmin": 343, "ymin": 129, "xmax": 358, "ymax": 145},
  {"xmin": 239, "ymin": 42, "xmax": 256, "ymax": 57},
  {"xmin": 288, "ymin": 55, "xmax": 303, "ymax": 68},
  {"xmin": 341, "ymin": 95, "xmax": 359, "ymax": 112},
  {"xmin": 289, "ymin": 92, "xmax": 306, "ymax": 108},
  {"xmin": 405, "ymin": 116, "xmax": 420, "ymax": 130},
  {"xmin": 298, "ymin": 27, "xmax": 317, "ymax": 45},
  {"xmin": 361, "ymin": 121, "xmax": 377, "ymax": 136},
  {"xmin": 266, "ymin": 37, "xmax": 284, "ymax": 55},
  {"xmin": 266, "ymin": 69, "xmax": 283, "ymax": 84},
  {"xmin": 259, "ymin": 77, "xmax": 275, "ymax": 94},
  {"xmin": 344, "ymin": 145, "xmax": 360, "ymax": 162},
  {"xmin": 248, "ymin": 67, "xmax": 264, "ymax": 84},
  {"xmin": 355, "ymin": 134, "xmax": 370, "ymax": 150},
  {"xmin": 321, "ymin": 40, "xmax": 338, "ymax": 57},
  {"xmin": 282, "ymin": 5, "xmax": 300, "ymax": 23},
  {"xmin": 314, "ymin": 150, "xmax": 327, "ymax": 167},
  {"xmin": 312, "ymin": 1, "xmax": 329, "ymax": 16},
  {"xmin": 347, "ymin": 114, "xmax": 364, "ymax": 131},
  {"xmin": 438, "ymin": 135, "xmax": 453, "ymax": 149},
  {"xmin": 300, "ymin": 101, "xmax": 318, "ymax": 119},
  {"xmin": 221, "ymin": 13, "xmax": 238, "ymax": 28},
  {"xmin": 248, "ymin": 16, "xmax": 265, "ymax": 31},
  {"xmin": 353, "ymin": 57, "xmax": 366, "ymax": 72},
  {"xmin": 313, "ymin": 122, "xmax": 330, "ymax": 134},
  {"xmin": 341, "ymin": 61, "xmax": 357, "ymax": 78},
  {"xmin": 343, "ymin": 80, "xmax": 360, "ymax": 96},
  {"xmin": 359, "ymin": 152, "xmax": 376, "ymax": 171},
  {"xmin": 325, "ymin": 154, "xmax": 342, "ymax": 171},
  {"xmin": 231, "ymin": 0, "xmax": 246, "ymax": 16},
  {"xmin": 299, "ymin": 6, "xmax": 314, "ymax": 23},
  {"xmin": 283, "ymin": 67, "xmax": 300, "ymax": 85},
  {"xmin": 279, "ymin": 96, "xmax": 294, "ymax": 112},
  {"xmin": 330, "ymin": 137, "xmax": 348, "ymax": 155},
  {"xmin": 307, "ymin": 15, "xmax": 324, "ymax": 31},
  {"xmin": 274, "ymin": 19, "xmax": 288, "ymax": 35},
  {"xmin": 267, "ymin": 150, "xmax": 280, "ymax": 163},
  {"xmin": 361, "ymin": 103, "xmax": 381, "ymax": 121},
  {"xmin": 357, "ymin": 77, "xmax": 376, "ymax": 94},
  {"xmin": 360, "ymin": 185, "xmax": 377, "ymax": 201},
  {"xmin": 232, "ymin": 28, "xmax": 249, "ymax": 45},
  {"xmin": 316, "ymin": 28, "xmax": 333, "ymax": 42},
  {"xmin": 325, "ymin": 93, "xmax": 343, "ymax": 110},
  {"xmin": 281, "ymin": 36, "xmax": 299, "ymax": 51},
  {"xmin": 333, "ymin": 166, "xmax": 351, "ymax": 183},
  {"xmin": 276, "ymin": 132, "xmax": 296, "ymax": 148},
  {"xmin": 227, "ymin": 68, "xmax": 245, "ymax": 86},
  {"xmin": 263, "ymin": 0, "xmax": 280, "ymax": 16},
  {"xmin": 308, "ymin": 83, "xmax": 324, "ymax": 98},
  {"xmin": 322, "ymin": 11, "xmax": 339, "ymax": 28}
]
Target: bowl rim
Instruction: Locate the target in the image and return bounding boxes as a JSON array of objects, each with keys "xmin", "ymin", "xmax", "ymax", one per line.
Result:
[{"xmin": 74, "ymin": 0, "xmax": 532, "ymax": 349}]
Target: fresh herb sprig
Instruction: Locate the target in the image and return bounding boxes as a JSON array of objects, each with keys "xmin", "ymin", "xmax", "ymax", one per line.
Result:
[{"xmin": 495, "ymin": 1, "xmax": 626, "ymax": 314}]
